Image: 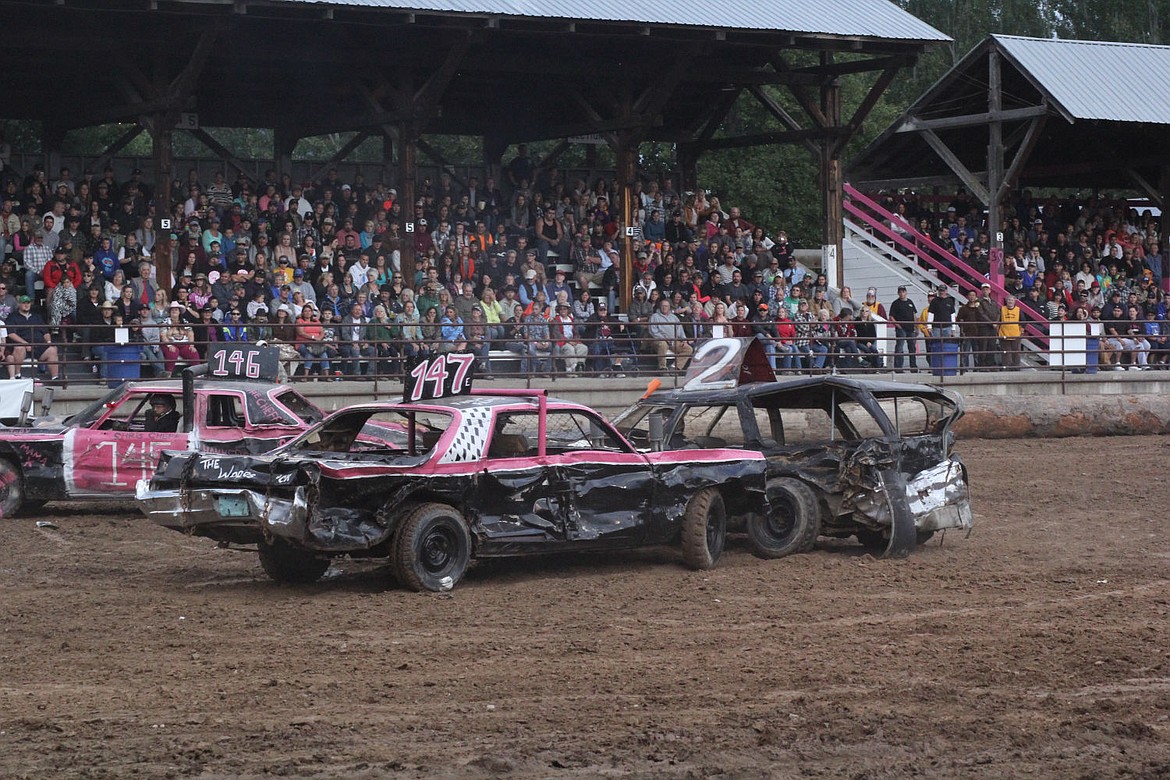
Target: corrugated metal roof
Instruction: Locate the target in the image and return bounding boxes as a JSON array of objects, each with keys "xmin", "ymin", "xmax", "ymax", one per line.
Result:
[
  {"xmin": 995, "ymin": 35, "xmax": 1170, "ymax": 124},
  {"xmin": 265, "ymin": 0, "xmax": 949, "ymax": 41}
]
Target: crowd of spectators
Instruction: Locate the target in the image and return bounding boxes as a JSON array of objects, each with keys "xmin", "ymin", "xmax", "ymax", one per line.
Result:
[
  {"xmin": 881, "ymin": 190, "xmax": 1170, "ymax": 370},
  {"xmin": 2, "ymin": 153, "xmax": 1167, "ymax": 383},
  {"xmin": 0, "ymin": 151, "xmax": 819, "ymax": 381}
]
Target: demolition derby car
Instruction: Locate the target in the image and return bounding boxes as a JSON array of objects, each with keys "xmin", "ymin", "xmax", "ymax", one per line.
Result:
[
  {"xmin": 0, "ymin": 345, "xmax": 322, "ymax": 517},
  {"xmin": 137, "ymin": 354, "xmax": 767, "ymax": 591},
  {"xmin": 613, "ymin": 338, "xmax": 972, "ymax": 558}
]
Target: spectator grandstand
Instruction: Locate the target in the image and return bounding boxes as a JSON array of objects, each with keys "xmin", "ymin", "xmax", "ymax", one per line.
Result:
[{"xmin": 1, "ymin": 158, "xmax": 1165, "ymax": 382}]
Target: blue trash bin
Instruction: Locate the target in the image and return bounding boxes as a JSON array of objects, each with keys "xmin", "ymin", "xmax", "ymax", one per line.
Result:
[
  {"xmin": 104, "ymin": 344, "xmax": 142, "ymax": 388},
  {"xmin": 930, "ymin": 339, "xmax": 960, "ymax": 377},
  {"xmin": 1084, "ymin": 337, "xmax": 1099, "ymax": 374}
]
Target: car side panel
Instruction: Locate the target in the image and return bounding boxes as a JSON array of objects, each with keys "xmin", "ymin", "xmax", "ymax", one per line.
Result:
[
  {"xmin": 642, "ymin": 449, "xmax": 768, "ymax": 544},
  {"xmin": 555, "ymin": 452, "xmax": 656, "ymax": 543},
  {"xmin": 0, "ymin": 435, "xmax": 68, "ymax": 500},
  {"xmin": 470, "ymin": 462, "xmax": 570, "ymax": 553},
  {"xmin": 67, "ymin": 427, "xmax": 191, "ymax": 496}
]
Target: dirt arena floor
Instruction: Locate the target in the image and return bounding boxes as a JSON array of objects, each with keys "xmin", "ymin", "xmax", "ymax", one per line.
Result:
[{"xmin": 1, "ymin": 436, "xmax": 1168, "ymax": 779}]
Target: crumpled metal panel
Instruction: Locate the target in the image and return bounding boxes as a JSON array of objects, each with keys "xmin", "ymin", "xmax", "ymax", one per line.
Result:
[{"xmin": 905, "ymin": 458, "xmax": 972, "ymax": 533}]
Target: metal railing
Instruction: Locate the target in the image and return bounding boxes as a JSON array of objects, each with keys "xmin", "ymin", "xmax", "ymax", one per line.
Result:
[{"xmin": 10, "ymin": 320, "xmax": 1154, "ymax": 389}]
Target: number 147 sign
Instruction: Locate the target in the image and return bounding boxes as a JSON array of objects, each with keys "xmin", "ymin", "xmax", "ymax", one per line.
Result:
[{"xmin": 404, "ymin": 353, "xmax": 476, "ymax": 402}]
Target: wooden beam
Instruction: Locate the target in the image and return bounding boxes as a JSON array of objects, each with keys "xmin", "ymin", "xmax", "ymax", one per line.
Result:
[
  {"xmin": 567, "ymin": 92, "xmax": 618, "ymax": 149},
  {"xmin": 59, "ymin": 21, "xmax": 223, "ymax": 130},
  {"xmin": 838, "ymin": 62, "xmax": 902, "ymax": 155},
  {"xmin": 787, "ymin": 54, "xmax": 912, "ymax": 78},
  {"xmin": 685, "ymin": 88, "xmax": 741, "ymax": 145},
  {"xmin": 510, "ymin": 115, "xmax": 662, "ymax": 144},
  {"xmin": 747, "ymin": 84, "xmax": 817, "ymax": 156},
  {"xmin": 413, "ymin": 33, "xmax": 471, "ymax": 109},
  {"xmin": 686, "ymin": 70, "xmax": 827, "ymax": 86},
  {"xmin": 307, "ymin": 131, "xmax": 372, "ymax": 183},
  {"xmin": 298, "ymin": 106, "xmax": 441, "ymax": 137},
  {"xmin": 1125, "ymin": 167, "xmax": 1163, "ymax": 207},
  {"xmin": 770, "ymin": 55, "xmax": 829, "ymax": 128},
  {"xmin": 88, "ymin": 124, "xmax": 146, "ymax": 175},
  {"xmin": 897, "ymin": 105, "xmax": 1050, "ymax": 134},
  {"xmin": 183, "ymin": 128, "xmax": 256, "ymax": 184},
  {"xmin": 920, "ymin": 128, "xmax": 991, "ymax": 205},
  {"xmin": 415, "ymin": 137, "xmax": 469, "ymax": 191},
  {"xmin": 998, "ymin": 115, "xmax": 1047, "ymax": 202},
  {"xmin": 698, "ymin": 127, "xmax": 849, "ymax": 151},
  {"xmin": 632, "ymin": 55, "xmax": 690, "ymax": 117},
  {"xmin": 165, "ymin": 20, "xmax": 223, "ymax": 110},
  {"xmin": 1159, "ymin": 167, "xmax": 1170, "ymax": 249},
  {"xmin": 535, "ymin": 139, "xmax": 570, "ymax": 170}
]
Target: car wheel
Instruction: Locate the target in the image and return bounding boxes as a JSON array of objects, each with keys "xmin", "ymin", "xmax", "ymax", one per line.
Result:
[
  {"xmin": 393, "ymin": 503, "xmax": 472, "ymax": 592},
  {"xmin": 0, "ymin": 459, "xmax": 25, "ymax": 519},
  {"xmin": 855, "ymin": 529, "xmax": 887, "ymax": 551},
  {"xmin": 748, "ymin": 477, "xmax": 821, "ymax": 559},
  {"xmin": 681, "ymin": 488, "xmax": 726, "ymax": 570},
  {"xmin": 257, "ymin": 539, "xmax": 330, "ymax": 584}
]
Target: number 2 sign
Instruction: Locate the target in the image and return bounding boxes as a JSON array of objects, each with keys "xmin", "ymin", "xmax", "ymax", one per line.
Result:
[{"xmin": 682, "ymin": 337, "xmax": 775, "ymax": 390}]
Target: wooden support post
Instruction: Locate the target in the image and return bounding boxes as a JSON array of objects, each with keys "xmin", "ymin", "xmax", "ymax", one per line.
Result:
[
  {"xmin": 42, "ymin": 124, "xmax": 66, "ymax": 183},
  {"xmin": 676, "ymin": 146, "xmax": 696, "ymax": 194},
  {"xmin": 1155, "ymin": 164, "xmax": 1165, "ymax": 250},
  {"xmin": 381, "ymin": 130, "xmax": 395, "ymax": 187},
  {"xmin": 150, "ymin": 116, "xmax": 175, "ymax": 289},
  {"xmin": 274, "ymin": 126, "xmax": 298, "ymax": 182},
  {"xmin": 398, "ymin": 122, "xmax": 419, "ymax": 273},
  {"xmin": 987, "ymin": 48, "xmax": 1004, "ymax": 289},
  {"xmin": 617, "ymin": 140, "xmax": 638, "ymax": 314},
  {"xmin": 819, "ymin": 60, "xmax": 843, "ymax": 287}
]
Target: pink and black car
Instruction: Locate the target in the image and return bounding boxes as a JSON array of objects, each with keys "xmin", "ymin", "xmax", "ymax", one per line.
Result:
[
  {"xmin": 0, "ymin": 347, "xmax": 323, "ymax": 517},
  {"xmin": 137, "ymin": 359, "xmax": 767, "ymax": 591}
]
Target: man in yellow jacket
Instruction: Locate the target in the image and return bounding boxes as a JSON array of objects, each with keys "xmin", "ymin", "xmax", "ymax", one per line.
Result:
[{"xmin": 999, "ymin": 294, "xmax": 1022, "ymax": 369}]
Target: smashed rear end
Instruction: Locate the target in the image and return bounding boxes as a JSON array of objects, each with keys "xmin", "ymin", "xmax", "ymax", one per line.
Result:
[{"xmin": 137, "ymin": 451, "xmax": 314, "ymax": 545}]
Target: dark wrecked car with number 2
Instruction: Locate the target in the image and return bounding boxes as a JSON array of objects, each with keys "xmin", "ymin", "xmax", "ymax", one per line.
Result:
[
  {"xmin": 613, "ymin": 338, "xmax": 973, "ymax": 559},
  {"xmin": 138, "ymin": 353, "xmax": 767, "ymax": 591}
]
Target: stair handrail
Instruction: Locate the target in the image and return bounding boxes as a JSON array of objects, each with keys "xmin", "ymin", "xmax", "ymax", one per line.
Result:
[{"xmin": 843, "ymin": 183, "xmax": 1048, "ymax": 345}]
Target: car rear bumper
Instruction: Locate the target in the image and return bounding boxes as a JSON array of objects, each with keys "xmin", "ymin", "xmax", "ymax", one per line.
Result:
[{"xmin": 135, "ymin": 479, "xmax": 304, "ymax": 539}]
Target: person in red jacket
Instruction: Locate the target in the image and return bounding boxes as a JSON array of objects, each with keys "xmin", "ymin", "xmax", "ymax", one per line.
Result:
[{"xmin": 42, "ymin": 247, "xmax": 82, "ymax": 293}]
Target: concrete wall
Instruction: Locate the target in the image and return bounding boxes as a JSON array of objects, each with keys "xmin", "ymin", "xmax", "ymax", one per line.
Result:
[{"xmin": 33, "ymin": 372, "xmax": 1170, "ymax": 439}]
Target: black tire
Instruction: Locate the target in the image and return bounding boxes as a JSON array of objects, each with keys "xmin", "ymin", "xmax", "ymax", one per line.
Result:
[
  {"xmin": 20, "ymin": 499, "xmax": 47, "ymax": 516},
  {"xmin": 0, "ymin": 459, "xmax": 25, "ymax": 520},
  {"xmin": 748, "ymin": 477, "xmax": 821, "ymax": 559},
  {"xmin": 681, "ymin": 488, "xmax": 726, "ymax": 570},
  {"xmin": 856, "ymin": 529, "xmax": 887, "ymax": 552},
  {"xmin": 393, "ymin": 503, "xmax": 472, "ymax": 592},
  {"xmin": 257, "ymin": 540, "xmax": 330, "ymax": 584},
  {"xmin": 859, "ymin": 528, "xmax": 935, "ymax": 553}
]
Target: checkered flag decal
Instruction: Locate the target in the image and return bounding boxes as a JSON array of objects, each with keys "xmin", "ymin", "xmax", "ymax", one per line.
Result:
[{"xmin": 440, "ymin": 406, "xmax": 493, "ymax": 463}]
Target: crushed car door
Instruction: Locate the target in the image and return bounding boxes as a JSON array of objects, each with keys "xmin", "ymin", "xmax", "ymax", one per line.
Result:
[
  {"xmin": 542, "ymin": 410, "xmax": 654, "ymax": 544},
  {"xmin": 474, "ymin": 411, "xmax": 569, "ymax": 549},
  {"xmin": 66, "ymin": 391, "xmax": 190, "ymax": 496}
]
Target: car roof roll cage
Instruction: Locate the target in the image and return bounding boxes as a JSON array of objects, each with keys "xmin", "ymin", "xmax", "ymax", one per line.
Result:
[{"xmin": 470, "ymin": 388, "xmax": 548, "ymax": 458}]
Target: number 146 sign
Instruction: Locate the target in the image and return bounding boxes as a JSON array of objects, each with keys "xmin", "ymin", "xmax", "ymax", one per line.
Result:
[{"xmin": 404, "ymin": 353, "xmax": 476, "ymax": 402}]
